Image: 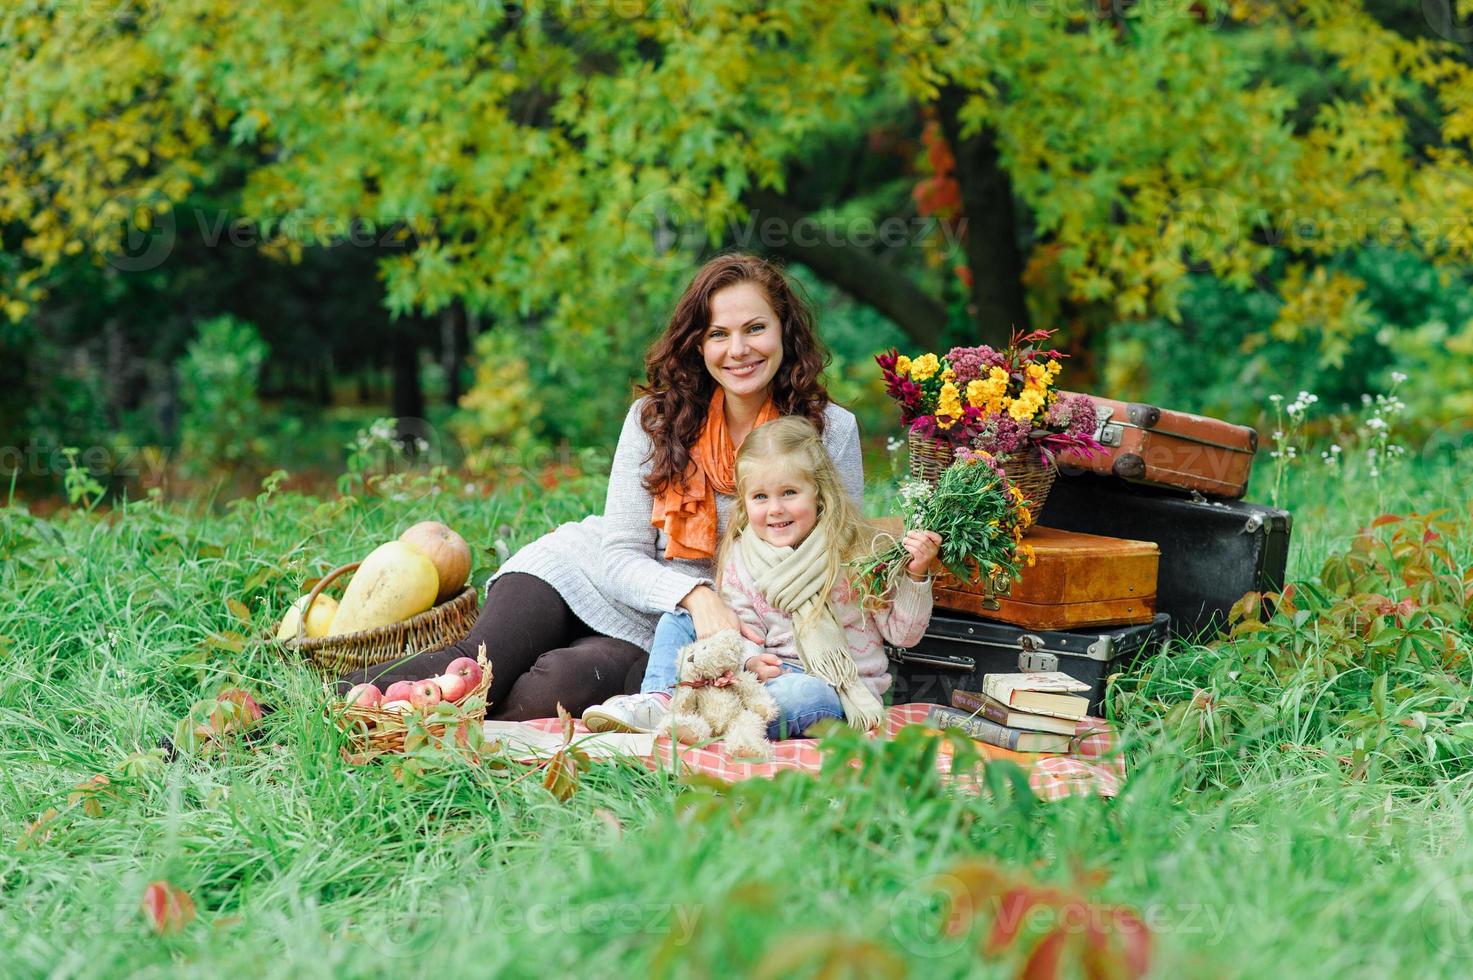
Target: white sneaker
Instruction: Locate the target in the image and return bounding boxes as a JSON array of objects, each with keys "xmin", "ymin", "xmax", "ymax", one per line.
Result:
[{"xmin": 582, "ymin": 693, "xmax": 669, "ymax": 734}]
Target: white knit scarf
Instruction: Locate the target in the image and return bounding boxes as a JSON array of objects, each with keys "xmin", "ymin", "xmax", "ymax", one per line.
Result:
[{"xmin": 738, "ymin": 520, "xmax": 885, "ymax": 731}]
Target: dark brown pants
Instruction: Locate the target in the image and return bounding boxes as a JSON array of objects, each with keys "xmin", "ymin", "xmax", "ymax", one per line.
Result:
[{"xmin": 334, "ymin": 573, "xmax": 648, "ymax": 720}]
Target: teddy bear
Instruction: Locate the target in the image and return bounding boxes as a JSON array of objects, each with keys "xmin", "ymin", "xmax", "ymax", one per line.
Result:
[{"xmin": 660, "ymin": 629, "xmax": 779, "ymax": 760}]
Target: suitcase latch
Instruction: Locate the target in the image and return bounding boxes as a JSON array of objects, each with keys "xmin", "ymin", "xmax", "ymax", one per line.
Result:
[
  {"xmin": 1097, "ymin": 422, "xmax": 1123, "ymax": 448},
  {"xmin": 978, "ymin": 573, "xmax": 1012, "ymax": 609},
  {"xmin": 1019, "ymin": 649, "xmax": 1059, "ymax": 672},
  {"xmin": 1018, "ymin": 634, "xmax": 1058, "ymax": 672}
]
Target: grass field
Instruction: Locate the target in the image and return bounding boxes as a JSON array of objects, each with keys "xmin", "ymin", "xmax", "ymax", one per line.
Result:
[{"xmin": 3, "ymin": 431, "xmax": 1470, "ymax": 978}]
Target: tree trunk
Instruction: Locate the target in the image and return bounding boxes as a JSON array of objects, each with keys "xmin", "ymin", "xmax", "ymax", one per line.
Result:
[
  {"xmin": 937, "ymin": 85, "xmax": 1030, "ymax": 346},
  {"xmin": 391, "ymin": 327, "xmax": 424, "ymax": 453},
  {"xmin": 441, "ymin": 303, "xmax": 469, "ymax": 406},
  {"xmin": 742, "ymin": 188, "xmax": 946, "ymax": 349}
]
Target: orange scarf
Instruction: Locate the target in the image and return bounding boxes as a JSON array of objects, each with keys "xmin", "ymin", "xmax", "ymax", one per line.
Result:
[{"xmin": 651, "ymin": 388, "xmax": 779, "ymax": 560}]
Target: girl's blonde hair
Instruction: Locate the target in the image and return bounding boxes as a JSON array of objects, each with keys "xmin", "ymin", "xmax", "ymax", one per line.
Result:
[{"xmin": 716, "ymin": 416, "xmax": 873, "ymax": 602}]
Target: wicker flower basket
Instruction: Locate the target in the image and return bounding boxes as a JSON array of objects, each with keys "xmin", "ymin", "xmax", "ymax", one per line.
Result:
[
  {"xmin": 999, "ymin": 449, "xmax": 1057, "ymax": 528},
  {"xmin": 280, "ymin": 561, "xmax": 480, "ymax": 675},
  {"xmin": 907, "ymin": 430, "xmax": 961, "ymax": 484},
  {"xmin": 908, "ymin": 430, "xmax": 1056, "ymax": 529},
  {"xmin": 330, "ymin": 647, "xmax": 492, "ymax": 763}
]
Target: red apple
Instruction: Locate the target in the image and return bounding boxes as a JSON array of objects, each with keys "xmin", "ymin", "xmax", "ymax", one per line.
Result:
[
  {"xmin": 381, "ymin": 700, "xmax": 411, "ymax": 713},
  {"xmin": 433, "ymin": 673, "xmax": 469, "ymax": 703},
  {"xmin": 446, "ymin": 657, "xmax": 483, "ymax": 690},
  {"xmin": 409, "ymin": 680, "xmax": 442, "ymax": 710},
  {"xmin": 383, "ymin": 681, "xmax": 417, "ymax": 704},
  {"xmin": 345, "ymin": 683, "xmax": 383, "ymax": 709}
]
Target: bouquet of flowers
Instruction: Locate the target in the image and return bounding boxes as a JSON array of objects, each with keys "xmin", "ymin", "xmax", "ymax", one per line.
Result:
[
  {"xmin": 876, "ymin": 328, "xmax": 1104, "ymax": 463},
  {"xmin": 852, "ymin": 448, "xmax": 1034, "ymax": 610}
]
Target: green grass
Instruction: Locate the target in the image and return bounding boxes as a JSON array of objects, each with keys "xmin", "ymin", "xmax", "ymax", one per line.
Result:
[{"xmin": 3, "ymin": 440, "xmax": 1471, "ymax": 978}]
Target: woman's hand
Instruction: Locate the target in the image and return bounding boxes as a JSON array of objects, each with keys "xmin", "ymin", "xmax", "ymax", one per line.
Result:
[
  {"xmin": 743, "ymin": 653, "xmax": 784, "ymax": 682},
  {"xmin": 680, "ymin": 585, "xmax": 763, "ymax": 643},
  {"xmin": 902, "ymin": 529, "xmax": 942, "ymax": 581}
]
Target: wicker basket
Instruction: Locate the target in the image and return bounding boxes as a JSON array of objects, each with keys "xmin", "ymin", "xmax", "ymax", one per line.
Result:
[
  {"xmin": 907, "ymin": 430, "xmax": 1056, "ymax": 529},
  {"xmin": 281, "ymin": 561, "xmax": 480, "ymax": 675},
  {"xmin": 907, "ymin": 430, "xmax": 962, "ymax": 484},
  {"xmin": 330, "ymin": 646, "xmax": 492, "ymax": 763},
  {"xmin": 999, "ymin": 449, "xmax": 1058, "ymax": 528}
]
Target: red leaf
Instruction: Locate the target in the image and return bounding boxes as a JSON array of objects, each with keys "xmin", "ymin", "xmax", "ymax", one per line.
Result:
[
  {"xmin": 986, "ymin": 886, "xmax": 1050, "ymax": 954},
  {"xmin": 141, "ymin": 881, "xmax": 196, "ymax": 935},
  {"xmin": 216, "ymin": 689, "xmax": 263, "ymax": 722},
  {"xmin": 1107, "ymin": 907, "xmax": 1153, "ymax": 979},
  {"xmin": 1020, "ymin": 927, "xmax": 1070, "ymax": 980},
  {"xmin": 17, "ymin": 808, "xmax": 60, "ymax": 850},
  {"xmin": 1370, "ymin": 513, "xmax": 1404, "ymax": 527},
  {"xmin": 542, "ymin": 748, "xmax": 580, "ymax": 803},
  {"xmin": 68, "ymin": 774, "xmax": 112, "ymax": 818}
]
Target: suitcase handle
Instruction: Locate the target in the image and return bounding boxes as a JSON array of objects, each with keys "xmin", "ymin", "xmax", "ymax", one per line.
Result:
[{"xmin": 887, "ymin": 647, "xmax": 976, "ymax": 671}]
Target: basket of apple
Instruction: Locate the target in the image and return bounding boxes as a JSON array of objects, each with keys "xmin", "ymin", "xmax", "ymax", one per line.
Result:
[{"xmin": 330, "ymin": 644, "xmax": 492, "ymax": 760}]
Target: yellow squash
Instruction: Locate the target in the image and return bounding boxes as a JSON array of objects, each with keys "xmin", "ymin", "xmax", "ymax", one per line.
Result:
[
  {"xmin": 327, "ymin": 541, "xmax": 439, "ymax": 636},
  {"xmin": 275, "ymin": 593, "xmax": 339, "ymax": 642}
]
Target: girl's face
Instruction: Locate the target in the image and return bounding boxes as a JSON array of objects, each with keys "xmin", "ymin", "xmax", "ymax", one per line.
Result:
[
  {"xmin": 702, "ymin": 282, "xmax": 783, "ymax": 403},
  {"xmin": 743, "ymin": 464, "xmax": 819, "ymax": 549}
]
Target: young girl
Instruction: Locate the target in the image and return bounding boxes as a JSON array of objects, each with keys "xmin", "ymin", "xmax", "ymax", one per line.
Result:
[{"xmin": 583, "ymin": 416, "xmax": 940, "ymax": 739}]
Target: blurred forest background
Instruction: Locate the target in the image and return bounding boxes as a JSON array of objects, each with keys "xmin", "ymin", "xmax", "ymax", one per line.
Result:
[{"xmin": 5, "ymin": 0, "xmax": 1473, "ymax": 504}]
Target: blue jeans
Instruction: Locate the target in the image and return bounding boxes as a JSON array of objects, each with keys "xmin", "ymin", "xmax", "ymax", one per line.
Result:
[{"xmin": 642, "ymin": 611, "xmax": 845, "ymax": 739}]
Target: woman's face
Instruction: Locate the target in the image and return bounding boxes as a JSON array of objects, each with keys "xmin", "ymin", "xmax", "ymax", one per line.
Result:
[{"xmin": 702, "ymin": 282, "xmax": 783, "ymax": 402}]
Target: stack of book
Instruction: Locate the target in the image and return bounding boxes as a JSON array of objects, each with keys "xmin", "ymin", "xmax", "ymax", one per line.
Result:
[{"xmin": 925, "ymin": 672, "xmax": 1090, "ymax": 753}]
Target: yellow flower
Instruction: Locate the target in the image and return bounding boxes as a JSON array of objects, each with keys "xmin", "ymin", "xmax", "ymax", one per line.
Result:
[
  {"xmin": 894, "ymin": 355, "xmax": 912, "ymax": 377},
  {"xmin": 910, "ymin": 353, "xmax": 940, "ymax": 381},
  {"xmin": 1024, "ymin": 363, "xmax": 1052, "ymax": 393},
  {"xmin": 941, "ymin": 367, "xmax": 956, "ymax": 383},
  {"xmin": 1045, "ymin": 359, "xmax": 1062, "ymax": 381},
  {"xmin": 1017, "ymin": 505, "xmax": 1033, "ymax": 526},
  {"xmin": 937, "ymin": 380, "xmax": 963, "ymax": 420},
  {"xmin": 1020, "ymin": 543, "xmax": 1037, "ymax": 567},
  {"xmin": 966, "ymin": 369, "xmax": 1011, "ymax": 411},
  {"xmin": 1009, "ymin": 387, "xmax": 1045, "ymax": 422}
]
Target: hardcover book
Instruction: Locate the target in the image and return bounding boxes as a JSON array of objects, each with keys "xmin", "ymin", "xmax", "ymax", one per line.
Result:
[
  {"xmin": 981, "ymin": 672, "xmax": 1090, "ymax": 720},
  {"xmin": 925, "ymin": 705, "xmax": 1073, "ymax": 753},
  {"xmin": 949, "ymin": 690, "xmax": 1079, "ymax": 735}
]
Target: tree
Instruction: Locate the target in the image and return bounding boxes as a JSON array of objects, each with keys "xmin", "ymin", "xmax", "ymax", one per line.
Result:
[{"xmin": 4, "ymin": 1, "xmax": 1472, "ymax": 417}]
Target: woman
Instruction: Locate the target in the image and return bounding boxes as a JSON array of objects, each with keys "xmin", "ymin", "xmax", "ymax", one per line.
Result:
[{"xmin": 338, "ymin": 253, "xmax": 864, "ymax": 720}]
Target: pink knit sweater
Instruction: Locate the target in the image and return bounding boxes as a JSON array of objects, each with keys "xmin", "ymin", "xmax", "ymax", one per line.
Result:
[{"xmin": 721, "ymin": 550, "xmax": 934, "ymax": 701}]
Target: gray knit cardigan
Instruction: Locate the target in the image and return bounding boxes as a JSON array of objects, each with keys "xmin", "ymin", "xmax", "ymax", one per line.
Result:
[{"xmin": 492, "ymin": 398, "xmax": 864, "ymax": 650}]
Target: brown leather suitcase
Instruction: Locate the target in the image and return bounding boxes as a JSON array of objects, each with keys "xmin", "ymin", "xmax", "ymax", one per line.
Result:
[
  {"xmin": 932, "ymin": 526, "xmax": 1159, "ymax": 630},
  {"xmin": 1053, "ymin": 392, "xmax": 1258, "ymax": 499},
  {"xmin": 871, "ymin": 518, "xmax": 1160, "ymax": 630}
]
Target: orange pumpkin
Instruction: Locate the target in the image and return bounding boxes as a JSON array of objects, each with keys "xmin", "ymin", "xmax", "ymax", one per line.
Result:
[{"xmin": 399, "ymin": 521, "xmax": 472, "ymax": 604}]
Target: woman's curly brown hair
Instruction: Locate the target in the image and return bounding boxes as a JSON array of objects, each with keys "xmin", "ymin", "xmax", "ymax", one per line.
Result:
[{"xmin": 639, "ymin": 253, "xmax": 831, "ymax": 496}]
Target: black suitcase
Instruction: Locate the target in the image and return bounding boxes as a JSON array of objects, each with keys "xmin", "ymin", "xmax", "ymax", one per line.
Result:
[
  {"xmin": 887, "ymin": 612, "xmax": 1170, "ymax": 716},
  {"xmin": 1038, "ymin": 472, "xmax": 1291, "ymax": 640}
]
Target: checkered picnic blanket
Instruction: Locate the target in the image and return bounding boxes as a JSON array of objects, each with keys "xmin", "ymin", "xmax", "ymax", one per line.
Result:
[{"xmin": 520, "ymin": 703, "xmax": 1123, "ymax": 801}]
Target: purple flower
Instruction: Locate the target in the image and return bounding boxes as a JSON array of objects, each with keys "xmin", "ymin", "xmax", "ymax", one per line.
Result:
[
  {"xmin": 944, "ymin": 345, "xmax": 1005, "ymax": 385},
  {"xmin": 972, "ymin": 414, "xmax": 1031, "ymax": 456}
]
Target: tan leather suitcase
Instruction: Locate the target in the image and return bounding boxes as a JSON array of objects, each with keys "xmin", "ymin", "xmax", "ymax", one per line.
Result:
[
  {"xmin": 1054, "ymin": 392, "xmax": 1258, "ymax": 499},
  {"xmin": 931, "ymin": 526, "xmax": 1159, "ymax": 630},
  {"xmin": 871, "ymin": 519, "xmax": 1160, "ymax": 630}
]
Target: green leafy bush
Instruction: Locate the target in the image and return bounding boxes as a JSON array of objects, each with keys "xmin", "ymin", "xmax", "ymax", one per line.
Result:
[{"xmin": 175, "ymin": 316, "xmax": 270, "ymax": 477}]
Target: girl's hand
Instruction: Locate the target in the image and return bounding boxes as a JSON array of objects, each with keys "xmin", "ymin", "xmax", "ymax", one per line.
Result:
[
  {"xmin": 680, "ymin": 585, "xmax": 764, "ymax": 644},
  {"xmin": 902, "ymin": 530, "xmax": 942, "ymax": 581},
  {"xmin": 743, "ymin": 653, "xmax": 784, "ymax": 682}
]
